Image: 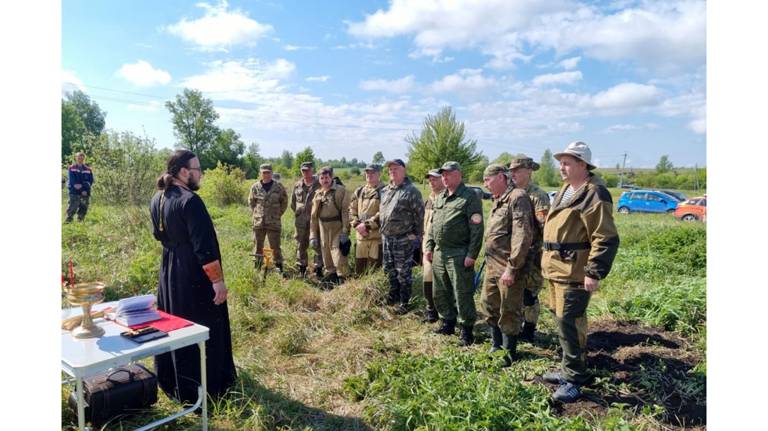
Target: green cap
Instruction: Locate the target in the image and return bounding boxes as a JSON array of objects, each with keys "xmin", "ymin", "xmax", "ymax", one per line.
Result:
[
  {"xmin": 483, "ymin": 163, "xmax": 508, "ymax": 178},
  {"xmin": 437, "ymin": 161, "xmax": 461, "ymax": 173},
  {"xmin": 259, "ymin": 163, "xmax": 273, "ymax": 172},
  {"xmin": 509, "ymin": 154, "xmax": 540, "ymax": 171}
]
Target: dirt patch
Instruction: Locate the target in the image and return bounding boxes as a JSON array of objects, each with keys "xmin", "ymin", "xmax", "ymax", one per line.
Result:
[{"xmin": 544, "ymin": 320, "xmax": 706, "ymax": 429}]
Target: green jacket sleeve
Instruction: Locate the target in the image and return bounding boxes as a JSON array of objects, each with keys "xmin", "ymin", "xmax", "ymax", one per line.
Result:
[
  {"xmin": 506, "ymin": 193, "xmax": 534, "ymax": 274},
  {"xmin": 580, "ymin": 188, "xmax": 620, "ymax": 280},
  {"xmin": 279, "ymin": 184, "xmax": 288, "ymax": 215},
  {"xmin": 411, "ymin": 186, "xmax": 424, "ymax": 238},
  {"xmin": 466, "ymin": 192, "xmax": 484, "ymax": 260}
]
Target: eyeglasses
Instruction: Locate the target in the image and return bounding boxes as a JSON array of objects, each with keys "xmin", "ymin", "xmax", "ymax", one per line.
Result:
[{"xmin": 188, "ymin": 167, "xmax": 202, "ymax": 172}]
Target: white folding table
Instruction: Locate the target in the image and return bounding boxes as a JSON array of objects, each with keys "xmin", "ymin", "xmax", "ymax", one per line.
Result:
[{"xmin": 61, "ymin": 302, "xmax": 210, "ymax": 431}]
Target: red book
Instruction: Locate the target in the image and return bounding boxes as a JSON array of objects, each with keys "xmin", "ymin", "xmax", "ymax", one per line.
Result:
[{"xmin": 127, "ymin": 310, "xmax": 193, "ymax": 332}]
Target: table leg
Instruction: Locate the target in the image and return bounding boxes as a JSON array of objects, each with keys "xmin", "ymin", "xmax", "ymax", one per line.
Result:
[
  {"xmin": 76, "ymin": 377, "xmax": 86, "ymax": 431},
  {"xmin": 199, "ymin": 340, "xmax": 208, "ymax": 431}
]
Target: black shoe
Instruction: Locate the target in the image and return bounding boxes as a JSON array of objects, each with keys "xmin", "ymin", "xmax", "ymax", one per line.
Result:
[
  {"xmin": 297, "ymin": 265, "xmax": 307, "ymax": 278},
  {"xmin": 421, "ymin": 308, "xmax": 438, "ymax": 323},
  {"xmin": 395, "ymin": 302, "xmax": 409, "ymax": 315},
  {"xmin": 520, "ymin": 322, "xmax": 536, "ymax": 343},
  {"xmin": 275, "ymin": 263, "xmax": 285, "ymax": 277},
  {"xmin": 385, "ymin": 295, "xmax": 397, "ymax": 306},
  {"xmin": 488, "ymin": 326, "xmax": 502, "ymax": 354},
  {"xmin": 314, "ymin": 267, "xmax": 324, "ymax": 278},
  {"xmin": 500, "ymin": 334, "xmax": 518, "ymax": 367},
  {"xmin": 433, "ymin": 319, "xmax": 456, "ymax": 335},
  {"xmin": 459, "ymin": 325, "xmax": 475, "ymax": 347}
]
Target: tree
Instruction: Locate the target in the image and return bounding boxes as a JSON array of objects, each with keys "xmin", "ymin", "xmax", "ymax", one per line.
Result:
[
  {"xmin": 65, "ymin": 90, "xmax": 106, "ymax": 136},
  {"xmin": 294, "ymin": 147, "xmax": 316, "ymax": 177},
  {"xmin": 492, "ymin": 152, "xmax": 515, "ymax": 166},
  {"xmin": 242, "ymin": 143, "xmax": 263, "ymax": 179},
  {"xmin": 166, "ymin": 89, "xmax": 220, "ymax": 169},
  {"xmin": 61, "ymin": 90, "xmax": 107, "ymax": 162},
  {"xmin": 372, "ymin": 151, "xmax": 385, "ymax": 165},
  {"xmin": 656, "ymin": 155, "xmax": 674, "ymax": 174},
  {"xmin": 209, "ymin": 128, "xmax": 245, "ymax": 168},
  {"xmin": 61, "ymin": 101, "xmax": 86, "ymax": 163},
  {"xmin": 280, "ymin": 150, "xmax": 294, "ymax": 170},
  {"xmin": 533, "ymin": 149, "xmax": 560, "ymax": 187},
  {"xmin": 406, "ymin": 107, "xmax": 483, "ymax": 180}
]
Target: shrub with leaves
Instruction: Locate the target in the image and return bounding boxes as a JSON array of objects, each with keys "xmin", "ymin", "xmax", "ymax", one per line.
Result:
[{"xmin": 198, "ymin": 162, "xmax": 249, "ymax": 206}]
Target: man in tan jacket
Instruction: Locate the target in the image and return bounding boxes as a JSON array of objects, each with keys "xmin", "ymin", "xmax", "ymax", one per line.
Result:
[
  {"xmin": 541, "ymin": 141, "xmax": 619, "ymax": 403},
  {"xmin": 421, "ymin": 168, "xmax": 444, "ymax": 323},
  {"xmin": 249, "ymin": 164, "xmax": 288, "ymax": 274},
  {"xmin": 310, "ymin": 166, "xmax": 351, "ymax": 286},
  {"xmin": 350, "ymin": 164, "xmax": 385, "ymax": 275}
]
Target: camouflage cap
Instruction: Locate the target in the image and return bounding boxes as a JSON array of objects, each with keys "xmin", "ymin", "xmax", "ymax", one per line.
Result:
[
  {"xmin": 318, "ymin": 166, "xmax": 333, "ymax": 176},
  {"xmin": 437, "ymin": 161, "xmax": 461, "ymax": 173},
  {"xmin": 364, "ymin": 164, "xmax": 381, "ymax": 172},
  {"xmin": 300, "ymin": 161, "xmax": 314, "ymax": 171},
  {"xmin": 260, "ymin": 163, "xmax": 273, "ymax": 172},
  {"xmin": 385, "ymin": 159, "xmax": 406, "ymax": 168},
  {"xmin": 509, "ymin": 154, "xmax": 540, "ymax": 171},
  {"xmin": 483, "ymin": 163, "xmax": 508, "ymax": 178},
  {"xmin": 424, "ymin": 168, "xmax": 441, "ymax": 179}
]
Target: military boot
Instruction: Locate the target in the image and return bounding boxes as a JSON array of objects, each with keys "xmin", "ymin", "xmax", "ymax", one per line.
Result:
[
  {"xmin": 488, "ymin": 325, "xmax": 503, "ymax": 354},
  {"xmin": 459, "ymin": 325, "xmax": 475, "ymax": 347},
  {"xmin": 500, "ymin": 333, "xmax": 518, "ymax": 367},
  {"xmin": 321, "ymin": 272, "xmax": 339, "ymax": 290},
  {"xmin": 433, "ymin": 318, "xmax": 456, "ymax": 335},
  {"xmin": 275, "ymin": 263, "xmax": 285, "ymax": 277},
  {"xmin": 520, "ymin": 321, "xmax": 536, "ymax": 343},
  {"xmin": 297, "ymin": 264, "xmax": 307, "ymax": 278},
  {"xmin": 314, "ymin": 266, "xmax": 324, "ymax": 279},
  {"xmin": 421, "ymin": 307, "xmax": 438, "ymax": 324}
]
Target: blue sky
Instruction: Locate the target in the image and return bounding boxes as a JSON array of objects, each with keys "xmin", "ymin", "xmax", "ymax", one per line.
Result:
[{"xmin": 62, "ymin": 0, "xmax": 706, "ymax": 168}]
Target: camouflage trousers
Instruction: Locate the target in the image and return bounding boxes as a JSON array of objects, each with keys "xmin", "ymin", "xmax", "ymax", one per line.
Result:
[
  {"xmin": 382, "ymin": 234, "xmax": 416, "ymax": 304},
  {"xmin": 522, "ymin": 265, "xmax": 544, "ymax": 325},
  {"xmin": 66, "ymin": 193, "xmax": 90, "ymax": 222},
  {"xmin": 253, "ymin": 227, "xmax": 283, "ymax": 266},
  {"xmin": 432, "ymin": 250, "xmax": 477, "ymax": 326},
  {"xmin": 295, "ymin": 223, "xmax": 323, "ymax": 269},
  {"xmin": 480, "ymin": 266, "xmax": 524, "ymax": 335},
  {"xmin": 548, "ymin": 280, "xmax": 592, "ymax": 385},
  {"xmin": 318, "ymin": 220, "xmax": 348, "ymax": 277}
]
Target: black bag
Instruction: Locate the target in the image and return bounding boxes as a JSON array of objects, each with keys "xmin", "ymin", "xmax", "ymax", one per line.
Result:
[{"xmin": 68, "ymin": 364, "xmax": 158, "ymax": 427}]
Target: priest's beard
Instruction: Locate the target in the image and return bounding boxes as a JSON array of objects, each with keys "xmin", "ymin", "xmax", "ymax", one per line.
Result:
[{"xmin": 187, "ymin": 176, "xmax": 200, "ymax": 191}]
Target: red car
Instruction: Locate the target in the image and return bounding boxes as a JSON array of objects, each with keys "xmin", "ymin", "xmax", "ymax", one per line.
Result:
[{"xmin": 674, "ymin": 196, "xmax": 706, "ymax": 222}]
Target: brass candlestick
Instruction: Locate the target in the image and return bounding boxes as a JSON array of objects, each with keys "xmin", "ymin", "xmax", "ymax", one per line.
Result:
[{"xmin": 64, "ymin": 282, "xmax": 106, "ymax": 339}]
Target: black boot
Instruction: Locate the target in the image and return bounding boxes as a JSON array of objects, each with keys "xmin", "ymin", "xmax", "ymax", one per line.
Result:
[
  {"xmin": 298, "ymin": 264, "xmax": 307, "ymax": 278},
  {"xmin": 395, "ymin": 300, "xmax": 409, "ymax": 315},
  {"xmin": 501, "ymin": 334, "xmax": 518, "ymax": 367},
  {"xmin": 421, "ymin": 308, "xmax": 438, "ymax": 323},
  {"xmin": 434, "ymin": 318, "xmax": 456, "ymax": 335},
  {"xmin": 488, "ymin": 325, "xmax": 503, "ymax": 353},
  {"xmin": 386, "ymin": 279, "xmax": 400, "ymax": 306},
  {"xmin": 275, "ymin": 262, "xmax": 285, "ymax": 277},
  {"xmin": 459, "ymin": 325, "xmax": 475, "ymax": 347},
  {"xmin": 520, "ymin": 321, "xmax": 536, "ymax": 343},
  {"xmin": 314, "ymin": 266, "xmax": 323, "ymax": 279}
]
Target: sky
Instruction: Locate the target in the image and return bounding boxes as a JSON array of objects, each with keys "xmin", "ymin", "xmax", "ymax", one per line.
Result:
[{"xmin": 62, "ymin": 0, "xmax": 706, "ymax": 168}]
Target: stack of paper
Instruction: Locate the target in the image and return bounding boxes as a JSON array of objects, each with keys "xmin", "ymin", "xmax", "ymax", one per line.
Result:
[{"xmin": 108, "ymin": 294, "xmax": 161, "ymax": 326}]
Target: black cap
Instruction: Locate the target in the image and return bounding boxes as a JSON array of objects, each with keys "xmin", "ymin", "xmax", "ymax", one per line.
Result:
[{"xmin": 384, "ymin": 159, "xmax": 406, "ymax": 168}]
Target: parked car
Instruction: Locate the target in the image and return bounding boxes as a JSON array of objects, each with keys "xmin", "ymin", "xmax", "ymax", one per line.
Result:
[
  {"xmin": 617, "ymin": 190, "xmax": 678, "ymax": 214},
  {"xmin": 674, "ymin": 196, "xmax": 706, "ymax": 222},
  {"xmin": 658, "ymin": 189, "xmax": 687, "ymax": 202}
]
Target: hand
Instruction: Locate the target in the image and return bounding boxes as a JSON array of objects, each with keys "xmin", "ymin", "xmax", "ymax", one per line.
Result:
[
  {"xmin": 500, "ymin": 269, "xmax": 515, "ymax": 287},
  {"xmin": 425, "ymin": 251, "xmax": 433, "ymax": 262},
  {"xmin": 340, "ymin": 233, "xmax": 349, "ymax": 244},
  {"xmin": 584, "ymin": 276, "xmax": 600, "ymax": 292},
  {"xmin": 464, "ymin": 256, "xmax": 476, "ymax": 268},
  {"xmin": 310, "ymin": 238, "xmax": 319, "ymax": 249},
  {"xmin": 81, "ymin": 191, "xmax": 88, "ymax": 196},
  {"xmin": 355, "ymin": 223, "xmax": 369, "ymax": 237},
  {"xmin": 74, "ymin": 184, "xmax": 82, "ymax": 190},
  {"xmin": 212, "ymin": 280, "xmax": 228, "ymax": 305}
]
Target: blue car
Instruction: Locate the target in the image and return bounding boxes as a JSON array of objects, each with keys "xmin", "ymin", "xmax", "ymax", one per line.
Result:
[{"xmin": 617, "ymin": 190, "xmax": 678, "ymax": 214}]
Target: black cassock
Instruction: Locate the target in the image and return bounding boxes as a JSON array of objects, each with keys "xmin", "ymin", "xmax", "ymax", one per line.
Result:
[{"xmin": 149, "ymin": 185, "xmax": 236, "ymax": 403}]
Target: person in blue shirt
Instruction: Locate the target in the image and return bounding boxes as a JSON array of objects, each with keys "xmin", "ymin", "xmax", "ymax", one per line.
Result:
[{"xmin": 65, "ymin": 152, "xmax": 94, "ymax": 222}]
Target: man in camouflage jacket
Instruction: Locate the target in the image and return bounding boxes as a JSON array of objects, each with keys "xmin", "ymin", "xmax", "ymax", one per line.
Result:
[
  {"xmin": 349, "ymin": 164, "xmax": 386, "ymax": 275},
  {"xmin": 249, "ymin": 164, "xmax": 289, "ymax": 273},
  {"xmin": 291, "ymin": 162, "xmax": 322, "ymax": 278}
]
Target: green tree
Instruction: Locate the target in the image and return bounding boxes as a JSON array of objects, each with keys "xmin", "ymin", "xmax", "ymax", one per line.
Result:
[
  {"xmin": 65, "ymin": 90, "xmax": 106, "ymax": 136},
  {"xmin": 656, "ymin": 155, "xmax": 674, "ymax": 174},
  {"xmin": 61, "ymin": 91, "xmax": 107, "ymax": 162},
  {"xmin": 492, "ymin": 152, "xmax": 515, "ymax": 166},
  {"xmin": 372, "ymin": 151, "xmax": 385, "ymax": 165},
  {"xmin": 280, "ymin": 150, "xmax": 294, "ymax": 170},
  {"xmin": 405, "ymin": 107, "xmax": 483, "ymax": 180},
  {"xmin": 533, "ymin": 149, "xmax": 559, "ymax": 187},
  {"xmin": 242, "ymin": 143, "xmax": 263, "ymax": 179},
  {"xmin": 294, "ymin": 147, "xmax": 316, "ymax": 177},
  {"xmin": 166, "ymin": 89, "xmax": 220, "ymax": 169},
  {"xmin": 209, "ymin": 128, "xmax": 245, "ymax": 168},
  {"xmin": 61, "ymin": 101, "xmax": 86, "ymax": 163}
]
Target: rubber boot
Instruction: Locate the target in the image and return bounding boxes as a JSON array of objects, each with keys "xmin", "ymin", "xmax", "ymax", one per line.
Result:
[
  {"xmin": 355, "ymin": 258, "xmax": 367, "ymax": 276},
  {"xmin": 386, "ymin": 278, "xmax": 400, "ymax": 306},
  {"xmin": 421, "ymin": 282, "xmax": 438, "ymax": 323},
  {"xmin": 421, "ymin": 308, "xmax": 438, "ymax": 324},
  {"xmin": 298, "ymin": 265, "xmax": 307, "ymax": 278},
  {"xmin": 520, "ymin": 321, "xmax": 536, "ymax": 343},
  {"xmin": 501, "ymin": 334, "xmax": 518, "ymax": 367},
  {"xmin": 459, "ymin": 325, "xmax": 475, "ymax": 347},
  {"xmin": 488, "ymin": 325, "xmax": 503, "ymax": 354},
  {"xmin": 434, "ymin": 318, "xmax": 456, "ymax": 335},
  {"xmin": 275, "ymin": 262, "xmax": 285, "ymax": 277},
  {"xmin": 314, "ymin": 266, "xmax": 323, "ymax": 279}
]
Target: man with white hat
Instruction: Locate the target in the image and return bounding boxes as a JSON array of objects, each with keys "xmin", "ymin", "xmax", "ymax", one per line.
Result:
[{"xmin": 540, "ymin": 141, "xmax": 620, "ymax": 403}]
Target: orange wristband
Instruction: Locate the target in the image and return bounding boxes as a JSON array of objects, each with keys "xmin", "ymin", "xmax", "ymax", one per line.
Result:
[{"xmin": 202, "ymin": 260, "xmax": 224, "ymax": 283}]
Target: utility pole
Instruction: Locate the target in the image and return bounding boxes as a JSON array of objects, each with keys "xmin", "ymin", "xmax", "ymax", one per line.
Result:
[
  {"xmin": 619, "ymin": 152, "xmax": 627, "ymax": 187},
  {"xmin": 694, "ymin": 163, "xmax": 699, "ymax": 192}
]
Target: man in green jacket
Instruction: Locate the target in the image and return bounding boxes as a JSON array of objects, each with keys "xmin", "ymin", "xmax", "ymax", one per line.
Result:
[{"xmin": 425, "ymin": 161, "xmax": 484, "ymax": 346}]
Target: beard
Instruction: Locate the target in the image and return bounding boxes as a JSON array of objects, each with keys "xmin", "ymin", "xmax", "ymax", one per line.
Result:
[{"xmin": 187, "ymin": 176, "xmax": 200, "ymax": 191}]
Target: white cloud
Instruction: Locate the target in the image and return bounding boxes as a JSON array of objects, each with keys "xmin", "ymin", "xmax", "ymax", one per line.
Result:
[
  {"xmin": 178, "ymin": 58, "xmax": 295, "ymax": 99},
  {"xmin": 429, "ymin": 69, "xmax": 497, "ymax": 94},
  {"xmin": 165, "ymin": 1, "xmax": 273, "ymax": 51},
  {"xmin": 62, "ymin": 70, "xmax": 85, "ymax": 95},
  {"xmin": 117, "ymin": 60, "xmax": 171, "ymax": 87},
  {"xmin": 360, "ymin": 75, "xmax": 416, "ymax": 93},
  {"xmin": 591, "ymin": 83, "xmax": 661, "ymax": 110},
  {"xmin": 558, "ymin": 56, "xmax": 581, "ymax": 70},
  {"xmin": 532, "ymin": 71, "xmax": 582, "ymax": 86},
  {"xmin": 306, "ymin": 75, "xmax": 330, "ymax": 82}
]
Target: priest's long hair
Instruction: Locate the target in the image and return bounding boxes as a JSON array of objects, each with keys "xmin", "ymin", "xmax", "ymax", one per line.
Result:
[{"xmin": 157, "ymin": 149, "xmax": 197, "ymax": 190}]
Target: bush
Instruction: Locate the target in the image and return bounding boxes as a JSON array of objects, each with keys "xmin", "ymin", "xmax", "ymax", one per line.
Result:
[{"xmin": 198, "ymin": 162, "xmax": 248, "ymax": 206}]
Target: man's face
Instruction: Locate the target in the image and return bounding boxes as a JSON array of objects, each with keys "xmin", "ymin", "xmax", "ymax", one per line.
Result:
[
  {"xmin": 319, "ymin": 173, "xmax": 332, "ymax": 188},
  {"xmin": 365, "ymin": 170, "xmax": 380, "ymax": 184},
  {"xmin": 75, "ymin": 154, "xmax": 85, "ymax": 164},
  {"xmin": 510, "ymin": 167, "xmax": 532, "ymax": 188},
  {"xmin": 186, "ymin": 157, "xmax": 202, "ymax": 191},
  {"xmin": 483, "ymin": 173, "xmax": 506, "ymax": 196},
  {"xmin": 559, "ymin": 155, "xmax": 586, "ymax": 182},
  {"xmin": 261, "ymin": 170, "xmax": 273, "ymax": 182},
  {"xmin": 441, "ymin": 170, "xmax": 461, "ymax": 189},
  {"xmin": 388, "ymin": 165, "xmax": 405, "ymax": 184},
  {"xmin": 428, "ymin": 176, "xmax": 444, "ymax": 192},
  {"xmin": 302, "ymin": 168, "xmax": 313, "ymax": 180}
]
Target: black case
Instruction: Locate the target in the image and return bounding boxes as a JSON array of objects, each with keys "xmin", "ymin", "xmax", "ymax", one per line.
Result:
[{"xmin": 68, "ymin": 364, "xmax": 158, "ymax": 427}]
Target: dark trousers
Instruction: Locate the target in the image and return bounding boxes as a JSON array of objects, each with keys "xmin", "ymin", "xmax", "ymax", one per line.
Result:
[{"xmin": 66, "ymin": 193, "xmax": 90, "ymax": 221}]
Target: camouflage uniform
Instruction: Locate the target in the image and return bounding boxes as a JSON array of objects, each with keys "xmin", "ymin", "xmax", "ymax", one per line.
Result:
[
  {"xmin": 425, "ymin": 182, "xmax": 484, "ymax": 328},
  {"xmin": 249, "ymin": 178, "xmax": 288, "ymax": 268},
  {"xmin": 521, "ymin": 182, "xmax": 551, "ymax": 331},
  {"xmin": 543, "ymin": 173, "xmax": 619, "ymax": 385},
  {"xmin": 480, "ymin": 183, "xmax": 534, "ymax": 336},
  {"xmin": 349, "ymin": 181, "xmax": 385, "ymax": 275},
  {"xmin": 421, "ymin": 183, "xmax": 441, "ymax": 318},
  {"xmin": 310, "ymin": 183, "xmax": 351, "ymax": 278},
  {"xmin": 375, "ymin": 175, "xmax": 424, "ymax": 305},
  {"xmin": 291, "ymin": 175, "xmax": 322, "ymax": 273}
]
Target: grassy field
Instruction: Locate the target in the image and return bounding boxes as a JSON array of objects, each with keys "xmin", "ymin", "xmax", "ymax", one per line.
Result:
[{"xmin": 61, "ymin": 179, "xmax": 706, "ymax": 430}]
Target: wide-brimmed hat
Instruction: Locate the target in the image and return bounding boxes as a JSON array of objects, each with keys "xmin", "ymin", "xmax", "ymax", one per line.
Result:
[
  {"xmin": 509, "ymin": 154, "xmax": 540, "ymax": 171},
  {"xmin": 553, "ymin": 141, "xmax": 596, "ymax": 170}
]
